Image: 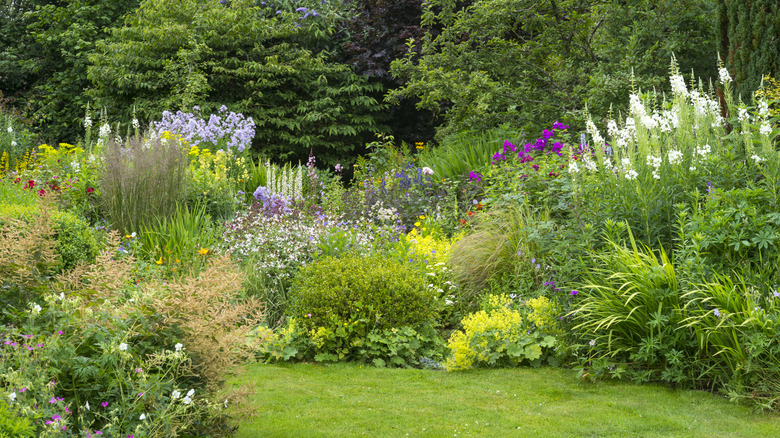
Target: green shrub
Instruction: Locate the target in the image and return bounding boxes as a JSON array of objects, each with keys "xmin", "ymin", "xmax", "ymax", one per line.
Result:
[
  {"xmin": 0, "ymin": 203, "xmax": 99, "ymax": 271},
  {"xmin": 289, "ymin": 254, "xmax": 436, "ymax": 331}
]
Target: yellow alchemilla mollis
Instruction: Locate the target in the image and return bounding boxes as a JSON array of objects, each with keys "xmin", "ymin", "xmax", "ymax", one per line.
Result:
[
  {"xmin": 444, "ymin": 305, "xmax": 524, "ymax": 371},
  {"xmin": 527, "ymin": 296, "xmax": 562, "ymax": 336}
]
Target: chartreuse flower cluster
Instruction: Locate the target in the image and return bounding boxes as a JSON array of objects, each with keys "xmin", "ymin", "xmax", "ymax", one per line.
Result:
[{"xmin": 444, "ymin": 294, "xmax": 559, "ymax": 371}]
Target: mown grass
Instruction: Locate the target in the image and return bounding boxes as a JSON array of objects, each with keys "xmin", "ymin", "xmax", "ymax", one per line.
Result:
[{"xmin": 229, "ymin": 363, "xmax": 780, "ymax": 437}]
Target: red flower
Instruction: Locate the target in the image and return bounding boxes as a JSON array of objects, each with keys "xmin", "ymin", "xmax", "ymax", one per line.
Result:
[
  {"xmin": 25, "ymin": 180, "xmax": 35, "ymax": 189},
  {"xmin": 86, "ymin": 187, "xmax": 95, "ymax": 194},
  {"xmin": 38, "ymin": 188, "xmax": 46, "ymax": 196},
  {"xmin": 467, "ymin": 211, "xmax": 474, "ymax": 217},
  {"xmin": 13, "ymin": 178, "xmax": 21, "ymax": 184},
  {"xmin": 459, "ymin": 219, "xmax": 467, "ymax": 226}
]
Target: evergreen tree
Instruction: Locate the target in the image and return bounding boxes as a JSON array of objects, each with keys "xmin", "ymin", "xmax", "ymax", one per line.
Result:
[{"xmin": 719, "ymin": 0, "xmax": 780, "ymax": 99}]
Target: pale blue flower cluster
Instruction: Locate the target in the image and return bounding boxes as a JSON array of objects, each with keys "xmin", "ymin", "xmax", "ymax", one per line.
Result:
[{"xmin": 153, "ymin": 105, "xmax": 255, "ymax": 153}]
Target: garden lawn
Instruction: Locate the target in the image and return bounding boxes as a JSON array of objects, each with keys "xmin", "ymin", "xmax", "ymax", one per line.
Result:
[{"xmin": 228, "ymin": 363, "xmax": 780, "ymax": 437}]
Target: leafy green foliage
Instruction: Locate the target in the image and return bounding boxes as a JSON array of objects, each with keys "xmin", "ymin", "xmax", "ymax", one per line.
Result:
[
  {"xmin": 388, "ymin": 0, "xmax": 717, "ymax": 138},
  {"xmin": 0, "ymin": 399, "xmax": 35, "ymax": 438},
  {"xmin": 88, "ymin": 0, "xmax": 384, "ymax": 165},
  {"xmin": 0, "ymin": 0, "xmax": 140, "ymax": 141},
  {"xmin": 571, "ymin": 230, "xmax": 706, "ymax": 387},
  {"xmin": 257, "ymin": 318, "xmax": 446, "ymax": 368}
]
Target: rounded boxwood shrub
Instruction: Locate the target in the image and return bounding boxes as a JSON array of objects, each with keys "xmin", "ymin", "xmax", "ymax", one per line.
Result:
[
  {"xmin": 289, "ymin": 254, "xmax": 436, "ymax": 331},
  {"xmin": 0, "ymin": 204, "xmax": 99, "ymax": 270}
]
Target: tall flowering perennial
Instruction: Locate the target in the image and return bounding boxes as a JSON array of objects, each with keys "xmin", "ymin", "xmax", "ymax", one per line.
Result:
[
  {"xmin": 152, "ymin": 105, "xmax": 255, "ymax": 153},
  {"xmin": 583, "ymin": 58, "xmax": 743, "ymax": 177}
]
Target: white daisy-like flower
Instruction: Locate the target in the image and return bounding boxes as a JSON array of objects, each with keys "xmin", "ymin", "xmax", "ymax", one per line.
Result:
[
  {"xmin": 183, "ymin": 396, "xmax": 192, "ymax": 405},
  {"xmin": 32, "ymin": 304, "xmax": 42, "ymax": 313},
  {"xmin": 8, "ymin": 392, "xmax": 16, "ymax": 401},
  {"xmin": 119, "ymin": 343, "xmax": 128, "ymax": 351},
  {"xmin": 175, "ymin": 342, "xmax": 183, "ymax": 351},
  {"xmin": 421, "ymin": 167, "xmax": 434, "ymax": 176},
  {"xmin": 139, "ymin": 413, "xmax": 146, "ymax": 420},
  {"xmin": 10, "ymin": 140, "xmax": 16, "ymax": 147},
  {"xmin": 171, "ymin": 390, "xmax": 181, "ymax": 400}
]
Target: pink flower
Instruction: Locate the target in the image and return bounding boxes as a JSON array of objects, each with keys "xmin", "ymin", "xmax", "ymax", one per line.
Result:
[{"xmin": 101, "ymin": 402, "xmax": 108, "ymax": 407}]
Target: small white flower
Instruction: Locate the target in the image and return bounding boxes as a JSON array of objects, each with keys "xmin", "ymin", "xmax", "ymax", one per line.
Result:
[
  {"xmin": 751, "ymin": 154, "xmax": 765, "ymax": 164},
  {"xmin": 689, "ymin": 166, "xmax": 697, "ymax": 171},
  {"xmin": 119, "ymin": 343, "xmax": 128, "ymax": 351},
  {"xmin": 7, "ymin": 126, "xmax": 12, "ymax": 134},
  {"xmin": 667, "ymin": 149, "xmax": 683, "ymax": 165},
  {"xmin": 175, "ymin": 342, "xmax": 183, "ymax": 351},
  {"xmin": 652, "ymin": 171, "xmax": 660, "ymax": 180},
  {"xmin": 131, "ymin": 232, "xmax": 137, "ymax": 238},
  {"xmin": 85, "ymin": 401, "xmax": 90, "ymax": 411},
  {"xmin": 670, "ymin": 74, "xmax": 688, "ymax": 97},
  {"xmin": 759, "ymin": 100, "xmax": 770, "ymax": 118},
  {"xmin": 224, "ymin": 399, "xmax": 229, "ymax": 408},
  {"xmin": 624, "ymin": 169, "xmax": 638, "ymax": 180},
  {"xmin": 171, "ymin": 390, "xmax": 181, "ymax": 400},
  {"xmin": 738, "ymin": 107, "xmax": 750, "ymax": 123},
  {"xmin": 718, "ymin": 67, "xmax": 732, "ymax": 84},
  {"xmin": 132, "ymin": 119, "xmax": 140, "ymax": 130},
  {"xmin": 139, "ymin": 413, "xmax": 146, "ymax": 420},
  {"xmin": 568, "ymin": 161, "xmax": 579, "ymax": 174},
  {"xmin": 84, "ymin": 116, "xmax": 92, "ymax": 130},
  {"xmin": 99, "ymin": 123, "xmax": 111, "ymax": 138},
  {"xmin": 32, "ymin": 304, "xmax": 42, "ymax": 314},
  {"xmin": 183, "ymin": 396, "xmax": 192, "ymax": 405},
  {"xmin": 421, "ymin": 166, "xmax": 434, "ymax": 176},
  {"xmin": 187, "ymin": 389, "xmax": 195, "ymax": 397},
  {"xmin": 760, "ymin": 122, "xmax": 772, "ymax": 136},
  {"xmin": 59, "ymin": 292, "xmax": 65, "ymax": 301},
  {"xmin": 8, "ymin": 392, "xmax": 16, "ymax": 401},
  {"xmin": 588, "ymin": 339, "xmax": 596, "ymax": 347},
  {"xmin": 10, "ymin": 140, "xmax": 17, "ymax": 147}
]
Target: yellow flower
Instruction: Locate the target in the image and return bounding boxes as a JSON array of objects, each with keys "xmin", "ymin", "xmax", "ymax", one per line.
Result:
[
  {"xmin": 198, "ymin": 248, "xmax": 209, "ymax": 255},
  {"xmin": 419, "ymin": 215, "xmax": 425, "ymax": 220},
  {"xmin": 156, "ymin": 257, "xmax": 163, "ymax": 265},
  {"xmin": 175, "ymin": 259, "xmax": 180, "ymax": 263},
  {"xmin": 125, "ymin": 235, "xmax": 131, "ymax": 239},
  {"xmin": 414, "ymin": 222, "xmax": 421, "ymax": 228}
]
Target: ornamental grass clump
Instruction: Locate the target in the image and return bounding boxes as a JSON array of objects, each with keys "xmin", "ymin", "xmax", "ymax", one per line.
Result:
[{"xmin": 99, "ymin": 133, "xmax": 189, "ymax": 235}]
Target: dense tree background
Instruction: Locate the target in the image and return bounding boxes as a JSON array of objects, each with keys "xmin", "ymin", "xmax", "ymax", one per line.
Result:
[
  {"xmin": 718, "ymin": 0, "xmax": 780, "ymax": 101},
  {"xmin": 388, "ymin": 0, "xmax": 718, "ymax": 139},
  {"xmin": 0, "ymin": 0, "xmax": 752, "ymax": 161}
]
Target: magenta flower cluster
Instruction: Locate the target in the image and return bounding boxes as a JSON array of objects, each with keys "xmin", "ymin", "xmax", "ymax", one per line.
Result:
[{"xmin": 153, "ymin": 105, "xmax": 255, "ymax": 153}]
